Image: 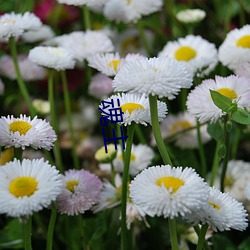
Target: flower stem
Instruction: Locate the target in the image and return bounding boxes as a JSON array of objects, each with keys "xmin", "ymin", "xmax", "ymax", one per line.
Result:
[
  {"xmin": 196, "ymin": 224, "xmax": 209, "ymax": 250},
  {"xmin": 149, "ymin": 95, "xmax": 172, "ymax": 165},
  {"xmin": 21, "ymin": 216, "xmax": 32, "ymax": 250},
  {"xmin": 220, "ymin": 116, "xmax": 230, "ymax": 192},
  {"xmin": 48, "ymin": 70, "xmax": 63, "ymax": 172},
  {"xmin": 121, "ymin": 124, "xmax": 135, "ymax": 250},
  {"xmin": 46, "ymin": 202, "xmax": 57, "ymax": 250},
  {"xmin": 82, "ymin": 4, "xmax": 91, "ymax": 30},
  {"xmin": 9, "ymin": 37, "xmax": 36, "ymax": 117},
  {"xmin": 209, "ymin": 141, "xmax": 220, "ymax": 186},
  {"xmin": 61, "ymin": 71, "xmax": 80, "ymax": 169},
  {"xmin": 136, "ymin": 20, "xmax": 151, "ymax": 56},
  {"xmin": 14, "ymin": 148, "xmax": 23, "ymax": 160},
  {"xmin": 168, "ymin": 218, "xmax": 179, "ymax": 250},
  {"xmin": 196, "ymin": 120, "xmax": 207, "ymax": 179}
]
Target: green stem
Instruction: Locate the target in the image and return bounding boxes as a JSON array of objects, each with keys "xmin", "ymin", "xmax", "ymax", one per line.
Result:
[
  {"xmin": 196, "ymin": 120, "xmax": 207, "ymax": 179},
  {"xmin": 231, "ymin": 126, "xmax": 240, "ymax": 159},
  {"xmin": 149, "ymin": 95, "xmax": 172, "ymax": 165},
  {"xmin": 196, "ymin": 224, "xmax": 209, "ymax": 250},
  {"xmin": 82, "ymin": 4, "xmax": 91, "ymax": 30},
  {"xmin": 46, "ymin": 203, "xmax": 57, "ymax": 250},
  {"xmin": 111, "ymin": 160, "xmax": 116, "ymax": 185},
  {"xmin": 135, "ymin": 125, "xmax": 147, "ymax": 144},
  {"xmin": 21, "ymin": 216, "xmax": 32, "ymax": 250},
  {"xmin": 238, "ymin": 0, "xmax": 246, "ymax": 26},
  {"xmin": 78, "ymin": 215, "xmax": 88, "ymax": 250},
  {"xmin": 9, "ymin": 37, "xmax": 36, "ymax": 117},
  {"xmin": 136, "ymin": 20, "xmax": 151, "ymax": 56},
  {"xmin": 61, "ymin": 71, "xmax": 80, "ymax": 169},
  {"xmin": 220, "ymin": 116, "xmax": 230, "ymax": 192},
  {"xmin": 209, "ymin": 141, "xmax": 221, "ymax": 186},
  {"xmin": 14, "ymin": 148, "xmax": 23, "ymax": 160},
  {"xmin": 121, "ymin": 124, "xmax": 135, "ymax": 250},
  {"xmin": 168, "ymin": 218, "xmax": 179, "ymax": 250},
  {"xmin": 194, "ymin": 226, "xmax": 211, "ymax": 250},
  {"xmin": 48, "ymin": 70, "xmax": 63, "ymax": 172}
]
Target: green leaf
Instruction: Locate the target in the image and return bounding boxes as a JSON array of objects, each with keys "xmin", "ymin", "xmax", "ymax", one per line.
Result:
[
  {"xmin": 232, "ymin": 109, "xmax": 250, "ymax": 124},
  {"xmin": 209, "ymin": 89, "xmax": 234, "ymax": 112},
  {"xmin": 207, "ymin": 122, "xmax": 223, "ymax": 141}
]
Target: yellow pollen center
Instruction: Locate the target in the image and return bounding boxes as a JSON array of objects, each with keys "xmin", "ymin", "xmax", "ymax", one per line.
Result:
[
  {"xmin": 9, "ymin": 121, "xmax": 32, "ymax": 135},
  {"xmin": 108, "ymin": 60, "xmax": 121, "ymax": 71},
  {"xmin": 66, "ymin": 180, "xmax": 79, "ymax": 192},
  {"xmin": 9, "ymin": 177, "xmax": 38, "ymax": 197},
  {"xmin": 127, "ymin": 0, "xmax": 131, "ymax": 4},
  {"xmin": 155, "ymin": 176, "xmax": 184, "ymax": 193},
  {"xmin": 121, "ymin": 103, "xmax": 144, "ymax": 115},
  {"xmin": 216, "ymin": 88, "xmax": 237, "ymax": 99},
  {"xmin": 236, "ymin": 35, "xmax": 250, "ymax": 48},
  {"xmin": 175, "ymin": 46, "xmax": 197, "ymax": 61},
  {"xmin": 208, "ymin": 201, "xmax": 220, "ymax": 210},
  {"xmin": 0, "ymin": 148, "xmax": 14, "ymax": 166},
  {"xmin": 171, "ymin": 120, "xmax": 192, "ymax": 134}
]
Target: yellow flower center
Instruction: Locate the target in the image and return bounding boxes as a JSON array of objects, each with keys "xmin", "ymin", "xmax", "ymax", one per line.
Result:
[
  {"xmin": 216, "ymin": 88, "xmax": 237, "ymax": 99},
  {"xmin": 108, "ymin": 60, "xmax": 121, "ymax": 72},
  {"xmin": 3, "ymin": 19, "xmax": 16, "ymax": 25},
  {"xmin": 9, "ymin": 121, "xmax": 32, "ymax": 135},
  {"xmin": 171, "ymin": 120, "xmax": 192, "ymax": 134},
  {"xmin": 208, "ymin": 201, "xmax": 220, "ymax": 210},
  {"xmin": 174, "ymin": 46, "xmax": 197, "ymax": 61},
  {"xmin": 0, "ymin": 148, "xmax": 14, "ymax": 166},
  {"xmin": 66, "ymin": 180, "xmax": 79, "ymax": 192},
  {"xmin": 118, "ymin": 153, "xmax": 136, "ymax": 161},
  {"xmin": 224, "ymin": 176, "xmax": 234, "ymax": 187},
  {"xmin": 9, "ymin": 176, "xmax": 38, "ymax": 197},
  {"xmin": 51, "ymin": 48, "xmax": 64, "ymax": 56},
  {"xmin": 121, "ymin": 103, "xmax": 144, "ymax": 114},
  {"xmin": 155, "ymin": 176, "xmax": 184, "ymax": 193},
  {"xmin": 236, "ymin": 35, "xmax": 250, "ymax": 48}
]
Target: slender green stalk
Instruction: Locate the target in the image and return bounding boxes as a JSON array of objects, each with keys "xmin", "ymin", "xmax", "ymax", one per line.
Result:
[
  {"xmin": 21, "ymin": 216, "xmax": 32, "ymax": 250},
  {"xmin": 220, "ymin": 116, "xmax": 231, "ymax": 192},
  {"xmin": 9, "ymin": 37, "xmax": 36, "ymax": 117},
  {"xmin": 194, "ymin": 226, "xmax": 211, "ymax": 250},
  {"xmin": 135, "ymin": 125, "xmax": 147, "ymax": 144},
  {"xmin": 48, "ymin": 70, "xmax": 63, "ymax": 172},
  {"xmin": 168, "ymin": 218, "xmax": 179, "ymax": 250},
  {"xmin": 136, "ymin": 20, "xmax": 151, "ymax": 56},
  {"xmin": 61, "ymin": 71, "xmax": 80, "ymax": 169},
  {"xmin": 196, "ymin": 224, "xmax": 209, "ymax": 250},
  {"xmin": 82, "ymin": 4, "xmax": 91, "ymax": 30},
  {"xmin": 78, "ymin": 215, "xmax": 88, "ymax": 250},
  {"xmin": 111, "ymin": 160, "xmax": 116, "ymax": 185},
  {"xmin": 46, "ymin": 203, "xmax": 57, "ymax": 250},
  {"xmin": 209, "ymin": 141, "xmax": 221, "ymax": 186},
  {"xmin": 149, "ymin": 95, "xmax": 172, "ymax": 165},
  {"xmin": 196, "ymin": 120, "xmax": 207, "ymax": 179},
  {"xmin": 231, "ymin": 126, "xmax": 240, "ymax": 159},
  {"xmin": 238, "ymin": 0, "xmax": 246, "ymax": 26},
  {"xmin": 14, "ymin": 148, "xmax": 23, "ymax": 160},
  {"xmin": 121, "ymin": 124, "xmax": 135, "ymax": 250}
]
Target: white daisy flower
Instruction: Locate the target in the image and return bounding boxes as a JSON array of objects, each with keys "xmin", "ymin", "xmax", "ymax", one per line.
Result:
[
  {"xmin": 213, "ymin": 160, "xmax": 250, "ymax": 202},
  {"xmin": 0, "ymin": 158, "xmax": 62, "ymax": 217},
  {"xmin": 52, "ymin": 31, "xmax": 114, "ymax": 62},
  {"xmin": 0, "ymin": 114, "xmax": 57, "ymax": 150},
  {"xmin": 22, "ymin": 24, "xmax": 55, "ymax": 43},
  {"xmin": 245, "ymin": 183, "xmax": 250, "ymax": 201},
  {"xmin": 99, "ymin": 92, "xmax": 167, "ymax": 126},
  {"xmin": 93, "ymin": 174, "xmax": 122, "ymax": 212},
  {"xmin": 218, "ymin": 25, "xmax": 250, "ymax": 70},
  {"xmin": 158, "ymin": 35, "xmax": 218, "ymax": 77},
  {"xmin": 99, "ymin": 144, "xmax": 155, "ymax": 176},
  {"xmin": 176, "ymin": 9, "xmax": 206, "ymax": 23},
  {"xmin": 104, "ymin": 0, "xmax": 163, "ymax": 23},
  {"xmin": 235, "ymin": 62, "xmax": 250, "ymax": 78},
  {"xmin": 113, "ymin": 57, "xmax": 193, "ymax": 99},
  {"xmin": 130, "ymin": 165, "xmax": 209, "ymax": 218},
  {"xmin": 0, "ymin": 12, "xmax": 41, "ymax": 42},
  {"xmin": 87, "ymin": 52, "xmax": 145, "ymax": 76},
  {"xmin": 28, "ymin": 46, "xmax": 75, "ymax": 71},
  {"xmin": 187, "ymin": 75, "xmax": 250, "ymax": 123},
  {"xmin": 186, "ymin": 187, "xmax": 248, "ymax": 232},
  {"xmin": 151, "ymin": 112, "xmax": 211, "ymax": 149},
  {"xmin": 56, "ymin": 0, "xmax": 106, "ymax": 7},
  {"xmin": 0, "ymin": 55, "xmax": 47, "ymax": 81}
]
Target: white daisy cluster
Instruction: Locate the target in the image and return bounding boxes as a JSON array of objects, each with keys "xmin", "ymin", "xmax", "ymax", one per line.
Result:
[
  {"xmin": 176, "ymin": 9, "xmax": 206, "ymax": 23},
  {"xmin": 187, "ymin": 75, "xmax": 250, "ymax": 123},
  {"xmin": 158, "ymin": 35, "xmax": 218, "ymax": 77},
  {"xmin": 130, "ymin": 165, "xmax": 248, "ymax": 232},
  {"xmin": 56, "ymin": 0, "xmax": 106, "ymax": 7},
  {"xmin": 0, "ymin": 12, "xmax": 42, "ymax": 42}
]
